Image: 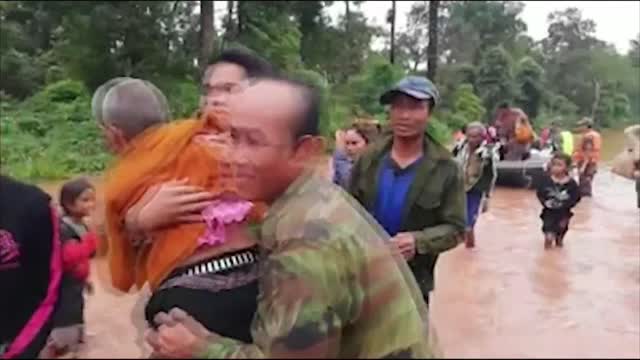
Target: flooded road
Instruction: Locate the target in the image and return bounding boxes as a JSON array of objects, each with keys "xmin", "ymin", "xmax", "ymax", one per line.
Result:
[
  {"xmin": 431, "ymin": 169, "xmax": 640, "ymax": 358},
  {"xmin": 37, "ymin": 148, "xmax": 639, "ymax": 358}
]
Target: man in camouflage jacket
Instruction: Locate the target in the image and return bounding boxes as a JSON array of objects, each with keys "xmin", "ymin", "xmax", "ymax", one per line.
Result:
[{"xmin": 146, "ymin": 77, "xmax": 436, "ymax": 358}]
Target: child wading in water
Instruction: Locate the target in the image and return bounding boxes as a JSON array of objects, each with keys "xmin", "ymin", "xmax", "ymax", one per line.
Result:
[
  {"xmin": 41, "ymin": 178, "xmax": 98, "ymax": 358},
  {"xmin": 536, "ymin": 153, "xmax": 581, "ymax": 249}
]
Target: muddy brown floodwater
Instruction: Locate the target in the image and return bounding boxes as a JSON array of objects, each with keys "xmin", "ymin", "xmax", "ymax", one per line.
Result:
[
  {"xmin": 38, "ymin": 164, "xmax": 639, "ymax": 358},
  {"xmin": 431, "ymin": 169, "xmax": 640, "ymax": 358}
]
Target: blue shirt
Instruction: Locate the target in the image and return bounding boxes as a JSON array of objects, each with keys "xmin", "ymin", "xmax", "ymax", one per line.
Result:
[{"xmin": 373, "ymin": 154, "xmax": 424, "ymax": 236}]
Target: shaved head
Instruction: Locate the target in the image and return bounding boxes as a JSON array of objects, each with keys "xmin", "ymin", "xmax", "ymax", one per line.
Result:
[
  {"xmin": 230, "ymin": 78, "xmax": 320, "ymax": 139},
  {"xmin": 227, "ymin": 77, "xmax": 323, "ymax": 203},
  {"xmin": 93, "ymin": 78, "xmax": 170, "ymax": 140},
  {"xmin": 466, "ymin": 121, "xmax": 487, "ymax": 134}
]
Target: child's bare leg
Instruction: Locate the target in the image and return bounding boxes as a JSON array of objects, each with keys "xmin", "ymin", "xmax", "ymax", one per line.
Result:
[
  {"xmin": 465, "ymin": 229, "xmax": 475, "ymax": 248},
  {"xmin": 556, "ymin": 218, "xmax": 570, "ymax": 247},
  {"xmin": 544, "ymin": 233, "xmax": 555, "ymax": 249}
]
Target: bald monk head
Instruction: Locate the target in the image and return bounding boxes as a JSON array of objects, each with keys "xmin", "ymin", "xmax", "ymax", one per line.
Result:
[{"xmin": 92, "ymin": 78, "xmax": 171, "ymax": 153}]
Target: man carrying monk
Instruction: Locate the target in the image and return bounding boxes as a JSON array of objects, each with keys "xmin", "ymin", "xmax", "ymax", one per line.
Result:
[
  {"xmin": 94, "ymin": 48, "xmax": 276, "ymax": 346},
  {"xmin": 146, "ymin": 76, "xmax": 437, "ymax": 358}
]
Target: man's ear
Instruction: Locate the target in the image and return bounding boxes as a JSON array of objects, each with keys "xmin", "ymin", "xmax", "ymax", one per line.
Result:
[
  {"xmin": 104, "ymin": 123, "xmax": 128, "ymax": 152},
  {"xmin": 294, "ymin": 135, "xmax": 326, "ymax": 162}
]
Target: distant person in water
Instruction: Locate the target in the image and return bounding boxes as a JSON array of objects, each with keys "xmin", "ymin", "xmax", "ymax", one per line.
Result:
[
  {"xmin": 40, "ymin": 178, "xmax": 98, "ymax": 358},
  {"xmin": 573, "ymin": 117, "xmax": 601, "ymax": 197},
  {"xmin": 453, "ymin": 122, "xmax": 498, "ymax": 248},
  {"xmin": 536, "ymin": 153, "xmax": 581, "ymax": 249}
]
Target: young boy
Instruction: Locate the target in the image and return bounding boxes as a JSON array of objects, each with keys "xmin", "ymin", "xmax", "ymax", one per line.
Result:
[{"xmin": 536, "ymin": 152, "xmax": 581, "ymax": 249}]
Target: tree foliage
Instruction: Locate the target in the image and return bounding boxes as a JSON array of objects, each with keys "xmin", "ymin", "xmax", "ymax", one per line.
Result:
[{"xmin": 1, "ymin": 1, "xmax": 639, "ymax": 180}]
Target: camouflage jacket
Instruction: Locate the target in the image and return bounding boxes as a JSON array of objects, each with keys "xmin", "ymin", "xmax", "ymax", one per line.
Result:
[
  {"xmin": 349, "ymin": 132, "xmax": 466, "ymax": 295},
  {"xmin": 199, "ymin": 173, "xmax": 435, "ymax": 358}
]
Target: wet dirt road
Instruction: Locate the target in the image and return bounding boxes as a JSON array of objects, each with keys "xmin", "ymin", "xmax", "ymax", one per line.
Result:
[{"xmin": 40, "ymin": 168, "xmax": 639, "ymax": 358}]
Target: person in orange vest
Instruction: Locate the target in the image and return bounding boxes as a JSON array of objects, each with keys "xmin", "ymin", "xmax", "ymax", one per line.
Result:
[{"xmin": 572, "ymin": 117, "xmax": 602, "ymax": 197}]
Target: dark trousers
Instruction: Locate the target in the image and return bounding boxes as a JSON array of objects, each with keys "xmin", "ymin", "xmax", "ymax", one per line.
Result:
[{"xmin": 145, "ymin": 278, "xmax": 258, "ymax": 343}]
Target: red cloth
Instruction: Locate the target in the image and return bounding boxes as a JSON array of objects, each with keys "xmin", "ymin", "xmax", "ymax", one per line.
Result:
[{"xmin": 61, "ymin": 232, "xmax": 98, "ymax": 281}]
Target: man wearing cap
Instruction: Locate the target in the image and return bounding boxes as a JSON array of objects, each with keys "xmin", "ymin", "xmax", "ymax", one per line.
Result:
[
  {"xmin": 573, "ymin": 117, "xmax": 602, "ymax": 196},
  {"xmin": 348, "ymin": 76, "xmax": 466, "ymax": 306}
]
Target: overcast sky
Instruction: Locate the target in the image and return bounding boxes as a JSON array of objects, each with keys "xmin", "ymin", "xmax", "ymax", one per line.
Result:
[{"xmin": 324, "ymin": 1, "xmax": 640, "ymax": 53}]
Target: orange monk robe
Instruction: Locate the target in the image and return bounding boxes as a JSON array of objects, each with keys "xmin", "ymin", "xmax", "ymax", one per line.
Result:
[{"xmin": 104, "ymin": 117, "xmax": 264, "ymax": 292}]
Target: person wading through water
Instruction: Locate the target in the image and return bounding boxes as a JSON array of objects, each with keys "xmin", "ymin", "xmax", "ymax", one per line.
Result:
[
  {"xmin": 348, "ymin": 76, "xmax": 466, "ymax": 307},
  {"xmin": 572, "ymin": 117, "xmax": 601, "ymax": 197},
  {"xmin": 453, "ymin": 122, "xmax": 498, "ymax": 248}
]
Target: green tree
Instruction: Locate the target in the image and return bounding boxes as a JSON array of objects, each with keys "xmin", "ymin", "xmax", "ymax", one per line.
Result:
[
  {"xmin": 53, "ymin": 1, "xmax": 199, "ymax": 90},
  {"xmin": 452, "ymin": 84, "xmax": 485, "ymax": 121},
  {"xmin": 441, "ymin": 1, "xmax": 526, "ymax": 65},
  {"xmin": 630, "ymin": 34, "xmax": 640, "ymax": 68},
  {"xmin": 344, "ymin": 55, "xmax": 406, "ymax": 117},
  {"xmin": 395, "ymin": 2, "xmax": 429, "ymax": 72},
  {"xmin": 514, "ymin": 57, "xmax": 545, "ymax": 119},
  {"xmin": 236, "ymin": 2, "xmax": 302, "ymax": 71},
  {"xmin": 541, "ymin": 7, "xmax": 606, "ymax": 115},
  {"xmin": 475, "ymin": 46, "xmax": 516, "ymax": 119}
]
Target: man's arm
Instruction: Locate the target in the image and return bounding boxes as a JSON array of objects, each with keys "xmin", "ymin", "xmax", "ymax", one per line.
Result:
[
  {"xmin": 412, "ymin": 164, "xmax": 466, "ymax": 255},
  {"xmin": 198, "ymin": 254, "xmax": 343, "ymax": 359}
]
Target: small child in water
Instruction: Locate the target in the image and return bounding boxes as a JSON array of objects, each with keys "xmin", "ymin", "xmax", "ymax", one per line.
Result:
[
  {"xmin": 41, "ymin": 178, "xmax": 98, "ymax": 358},
  {"xmin": 536, "ymin": 153, "xmax": 581, "ymax": 249}
]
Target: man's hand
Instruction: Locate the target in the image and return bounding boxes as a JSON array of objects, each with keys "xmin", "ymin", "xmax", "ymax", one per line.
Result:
[
  {"xmin": 481, "ymin": 198, "xmax": 490, "ymax": 213},
  {"xmin": 146, "ymin": 308, "xmax": 213, "ymax": 359},
  {"xmin": 633, "ymin": 169, "xmax": 640, "ymax": 180},
  {"xmin": 134, "ymin": 179, "xmax": 216, "ymax": 232},
  {"xmin": 390, "ymin": 232, "xmax": 416, "ymax": 261}
]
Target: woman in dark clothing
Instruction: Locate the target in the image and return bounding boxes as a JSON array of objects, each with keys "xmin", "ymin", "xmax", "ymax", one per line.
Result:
[
  {"xmin": 0, "ymin": 176, "xmax": 62, "ymax": 359},
  {"xmin": 40, "ymin": 178, "xmax": 98, "ymax": 358},
  {"xmin": 536, "ymin": 153, "xmax": 581, "ymax": 249},
  {"xmin": 333, "ymin": 127, "xmax": 370, "ymax": 189}
]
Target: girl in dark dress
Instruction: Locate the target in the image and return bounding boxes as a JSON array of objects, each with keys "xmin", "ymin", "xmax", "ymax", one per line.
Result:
[
  {"xmin": 41, "ymin": 178, "xmax": 98, "ymax": 358},
  {"xmin": 536, "ymin": 153, "xmax": 581, "ymax": 249}
]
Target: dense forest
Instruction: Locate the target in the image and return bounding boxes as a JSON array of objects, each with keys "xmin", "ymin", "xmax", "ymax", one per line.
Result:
[{"xmin": 1, "ymin": 1, "xmax": 638, "ymax": 180}]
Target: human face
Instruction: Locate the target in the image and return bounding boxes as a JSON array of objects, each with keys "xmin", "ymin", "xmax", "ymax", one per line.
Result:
[
  {"xmin": 388, "ymin": 93, "xmax": 430, "ymax": 139},
  {"xmin": 549, "ymin": 158, "xmax": 568, "ymax": 177},
  {"xmin": 344, "ymin": 129, "xmax": 367, "ymax": 158},
  {"xmin": 228, "ymin": 80, "xmax": 323, "ymax": 204},
  {"xmin": 200, "ymin": 62, "xmax": 248, "ymax": 117},
  {"xmin": 466, "ymin": 126, "xmax": 485, "ymax": 149},
  {"xmin": 68, "ymin": 188, "xmax": 97, "ymax": 218}
]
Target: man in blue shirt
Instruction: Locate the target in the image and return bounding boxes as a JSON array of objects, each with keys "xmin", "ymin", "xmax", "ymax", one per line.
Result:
[{"xmin": 349, "ymin": 76, "xmax": 466, "ymax": 305}]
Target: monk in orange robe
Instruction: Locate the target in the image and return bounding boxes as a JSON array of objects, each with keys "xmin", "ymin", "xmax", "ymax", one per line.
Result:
[{"xmin": 93, "ymin": 78, "xmax": 264, "ymax": 293}]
